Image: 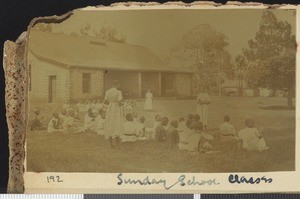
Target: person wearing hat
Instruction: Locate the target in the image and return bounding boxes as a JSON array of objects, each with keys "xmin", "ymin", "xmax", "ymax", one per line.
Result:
[{"xmin": 104, "ymin": 80, "xmax": 125, "ymax": 148}]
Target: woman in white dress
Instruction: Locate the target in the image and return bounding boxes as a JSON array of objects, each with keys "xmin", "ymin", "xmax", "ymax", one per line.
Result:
[
  {"xmin": 144, "ymin": 89, "xmax": 153, "ymax": 110},
  {"xmin": 196, "ymin": 89, "xmax": 210, "ymax": 130},
  {"xmin": 104, "ymin": 80, "xmax": 125, "ymax": 148}
]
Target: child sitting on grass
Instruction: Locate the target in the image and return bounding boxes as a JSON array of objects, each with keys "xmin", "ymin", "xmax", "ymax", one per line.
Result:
[
  {"xmin": 153, "ymin": 114, "xmax": 161, "ymax": 129},
  {"xmin": 81, "ymin": 108, "xmax": 96, "ymax": 132},
  {"xmin": 185, "ymin": 114, "xmax": 194, "ymax": 129},
  {"xmin": 166, "ymin": 120, "xmax": 180, "ymax": 149},
  {"xmin": 76, "ymin": 100, "xmax": 85, "ymax": 112},
  {"xmin": 155, "ymin": 116, "xmax": 169, "ymax": 142},
  {"xmin": 95, "ymin": 109, "xmax": 106, "ymax": 135},
  {"xmin": 218, "ymin": 115, "xmax": 239, "ymax": 151},
  {"xmin": 63, "ymin": 109, "xmax": 82, "ymax": 134},
  {"xmin": 58, "ymin": 109, "xmax": 67, "ymax": 129},
  {"xmin": 178, "ymin": 117, "xmax": 186, "ymax": 133},
  {"xmin": 135, "ymin": 116, "xmax": 146, "ymax": 138},
  {"xmin": 146, "ymin": 114, "xmax": 162, "ymax": 139},
  {"xmin": 30, "ymin": 108, "xmax": 45, "ymax": 131},
  {"xmin": 193, "ymin": 114, "xmax": 200, "ymax": 122},
  {"xmin": 179, "ymin": 121, "xmax": 212, "ymax": 152},
  {"xmin": 238, "ymin": 119, "xmax": 269, "ymax": 152},
  {"xmin": 47, "ymin": 112, "xmax": 63, "ymax": 133},
  {"xmin": 121, "ymin": 113, "xmax": 138, "ymax": 142},
  {"xmin": 178, "ymin": 119, "xmax": 194, "ymax": 151}
]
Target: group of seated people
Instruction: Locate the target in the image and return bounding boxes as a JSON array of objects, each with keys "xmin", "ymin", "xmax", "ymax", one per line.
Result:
[
  {"xmin": 218, "ymin": 116, "xmax": 269, "ymax": 152},
  {"xmin": 30, "ymin": 100, "xmax": 269, "ymax": 153},
  {"xmin": 121, "ymin": 112, "xmax": 269, "ymax": 152},
  {"xmin": 30, "ymin": 100, "xmax": 106, "ymax": 134}
]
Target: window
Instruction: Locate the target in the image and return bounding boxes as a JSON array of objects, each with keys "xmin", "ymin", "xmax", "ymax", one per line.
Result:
[{"xmin": 82, "ymin": 73, "xmax": 91, "ymax": 93}]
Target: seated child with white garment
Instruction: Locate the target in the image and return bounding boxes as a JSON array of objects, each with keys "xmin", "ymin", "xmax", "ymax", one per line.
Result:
[
  {"xmin": 144, "ymin": 114, "xmax": 162, "ymax": 139},
  {"xmin": 155, "ymin": 116, "xmax": 169, "ymax": 142},
  {"xmin": 121, "ymin": 113, "xmax": 139, "ymax": 142},
  {"xmin": 153, "ymin": 114, "xmax": 161, "ymax": 130},
  {"xmin": 178, "ymin": 119, "xmax": 194, "ymax": 150},
  {"xmin": 58, "ymin": 109, "xmax": 67, "ymax": 129},
  {"xmin": 238, "ymin": 119, "xmax": 269, "ymax": 152},
  {"xmin": 218, "ymin": 115, "xmax": 239, "ymax": 151},
  {"xmin": 179, "ymin": 120, "xmax": 211, "ymax": 152},
  {"xmin": 187, "ymin": 114, "xmax": 194, "ymax": 123},
  {"xmin": 81, "ymin": 108, "xmax": 96, "ymax": 132},
  {"xmin": 133, "ymin": 112, "xmax": 139, "ymax": 123},
  {"xmin": 95, "ymin": 108, "xmax": 106, "ymax": 135},
  {"xmin": 76, "ymin": 100, "xmax": 85, "ymax": 112},
  {"xmin": 135, "ymin": 116, "xmax": 147, "ymax": 140},
  {"xmin": 84, "ymin": 100, "xmax": 91, "ymax": 112},
  {"xmin": 63, "ymin": 100, "xmax": 70, "ymax": 110},
  {"xmin": 74, "ymin": 107, "xmax": 80, "ymax": 121},
  {"xmin": 187, "ymin": 121, "xmax": 203, "ymax": 152},
  {"xmin": 63, "ymin": 109, "xmax": 82, "ymax": 134},
  {"xmin": 47, "ymin": 112, "xmax": 63, "ymax": 133},
  {"xmin": 178, "ymin": 117, "xmax": 186, "ymax": 133},
  {"xmin": 95, "ymin": 99, "xmax": 103, "ymax": 111}
]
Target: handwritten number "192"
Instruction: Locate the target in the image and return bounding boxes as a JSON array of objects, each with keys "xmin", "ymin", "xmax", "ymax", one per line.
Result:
[{"xmin": 47, "ymin": 176, "xmax": 63, "ymax": 183}]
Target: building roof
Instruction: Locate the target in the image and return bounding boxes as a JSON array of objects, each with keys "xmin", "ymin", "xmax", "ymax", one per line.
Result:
[
  {"xmin": 29, "ymin": 30, "xmax": 192, "ymax": 73},
  {"xmin": 221, "ymin": 79, "xmax": 248, "ymax": 88}
]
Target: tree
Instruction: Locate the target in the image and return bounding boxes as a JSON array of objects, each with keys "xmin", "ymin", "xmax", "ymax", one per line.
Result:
[
  {"xmin": 242, "ymin": 10, "xmax": 296, "ymax": 108},
  {"xmin": 169, "ymin": 24, "xmax": 232, "ymax": 94},
  {"xmin": 80, "ymin": 24, "xmax": 126, "ymax": 43}
]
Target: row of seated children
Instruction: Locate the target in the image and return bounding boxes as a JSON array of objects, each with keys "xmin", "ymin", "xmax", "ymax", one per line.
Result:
[
  {"xmin": 47, "ymin": 107, "xmax": 106, "ymax": 134},
  {"xmin": 154, "ymin": 113, "xmax": 213, "ymax": 151},
  {"xmin": 218, "ymin": 116, "xmax": 269, "ymax": 152},
  {"xmin": 75, "ymin": 99, "xmax": 137, "ymax": 114},
  {"xmin": 76, "ymin": 100, "xmax": 104, "ymax": 114},
  {"xmin": 121, "ymin": 113, "xmax": 149, "ymax": 142},
  {"xmin": 179, "ymin": 115, "xmax": 214, "ymax": 152}
]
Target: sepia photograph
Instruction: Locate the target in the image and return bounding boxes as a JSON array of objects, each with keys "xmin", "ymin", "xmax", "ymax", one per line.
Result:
[{"xmin": 26, "ymin": 8, "xmax": 296, "ymax": 173}]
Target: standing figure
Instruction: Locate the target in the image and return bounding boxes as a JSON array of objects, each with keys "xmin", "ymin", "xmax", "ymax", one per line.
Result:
[
  {"xmin": 196, "ymin": 89, "xmax": 210, "ymax": 130},
  {"xmin": 104, "ymin": 80, "xmax": 125, "ymax": 148},
  {"xmin": 144, "ymin": 89, "xmax": 153, "ymax": 111}
]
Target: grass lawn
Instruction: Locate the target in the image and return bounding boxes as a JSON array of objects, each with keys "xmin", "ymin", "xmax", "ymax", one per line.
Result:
[{"xmin": 26, "ymin": 96, "xmax": 295, "ymax": 173}]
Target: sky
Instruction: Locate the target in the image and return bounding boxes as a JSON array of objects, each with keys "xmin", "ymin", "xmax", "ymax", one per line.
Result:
[{"xmin": 51, "ymin": 9, "xmax": 296, "ymax": 61}]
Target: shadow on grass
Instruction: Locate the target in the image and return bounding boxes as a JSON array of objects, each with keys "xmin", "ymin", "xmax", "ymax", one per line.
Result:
[{"xmin": 259, "ymin": 106, "xmax": 295, "ymax": 110}]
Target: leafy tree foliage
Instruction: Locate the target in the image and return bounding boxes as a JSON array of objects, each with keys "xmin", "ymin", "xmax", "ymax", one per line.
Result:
[
  {"xmin": 242, "ymin": 10, "xmax": 296, "ymax": 107},
  {"xmin": 169, "ymin": 24, "xmax": 233, "ymax": 94}
]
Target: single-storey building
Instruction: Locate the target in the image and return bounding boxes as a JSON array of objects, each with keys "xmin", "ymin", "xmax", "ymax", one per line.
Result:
[{"xmin": 28, "ymin": 30, "xmax": 193, "ymax": 104}]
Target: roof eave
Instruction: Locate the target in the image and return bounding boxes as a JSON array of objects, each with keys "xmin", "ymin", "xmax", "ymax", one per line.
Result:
[{"xmin": 69, "ymin": 65, "xmax": 193, "ymax": 74}]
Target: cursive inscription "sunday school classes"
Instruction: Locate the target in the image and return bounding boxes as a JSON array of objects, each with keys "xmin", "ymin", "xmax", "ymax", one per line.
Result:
[{"xmin": 117, "ymin": 173, "xmax": 220, "ymax": 190}]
